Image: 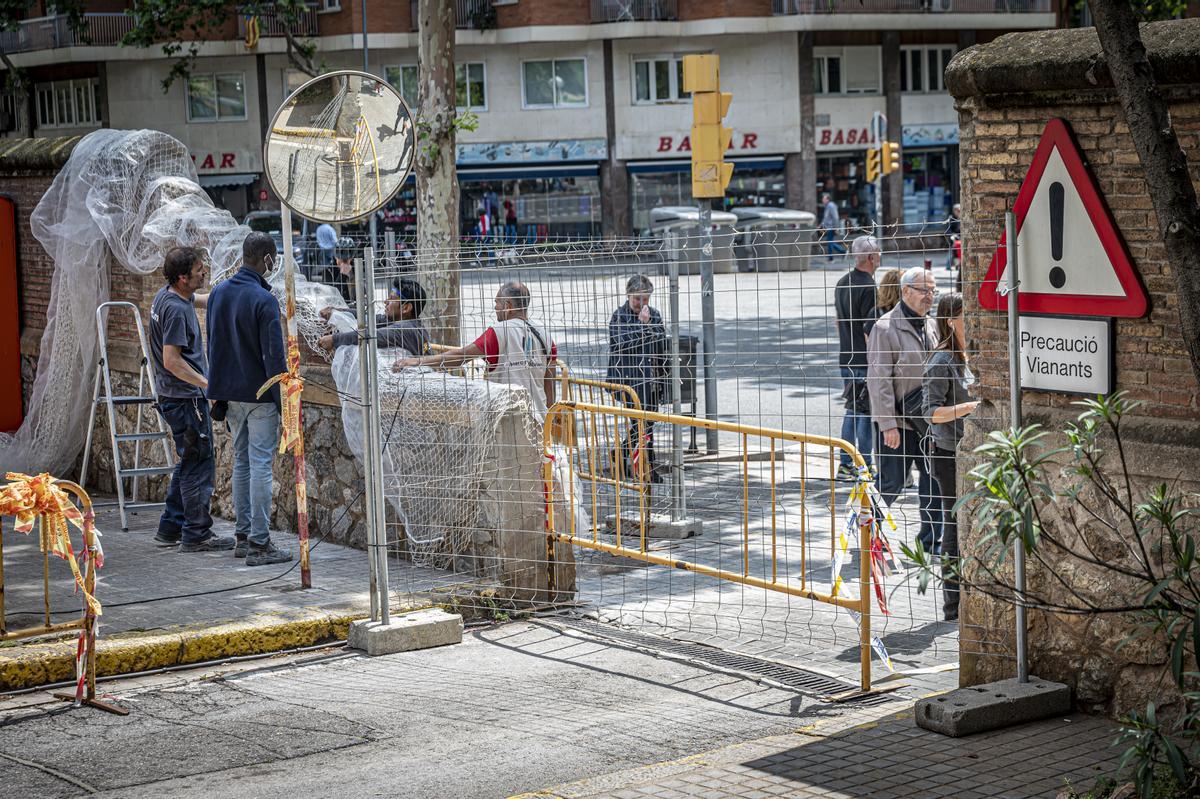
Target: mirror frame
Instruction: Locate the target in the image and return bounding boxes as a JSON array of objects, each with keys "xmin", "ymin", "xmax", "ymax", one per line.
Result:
[{"xmin": 262, "ymin": 68, "xmax": 415, "ymax": 224}]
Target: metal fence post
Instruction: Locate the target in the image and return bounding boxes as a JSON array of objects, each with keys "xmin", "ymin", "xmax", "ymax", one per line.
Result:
[
  {"xmin": 362, "ymin": 247, "xmax": 391, "ymax": 626},
  {"xmin": 698, "ymin": 200, "xmax": 719, "ymax": 454},
  {"xmin": 1005, "ymin": 210, "xmax": 1029, "ymax": 683},
  {"xmin": 355, "ymin": 256, "xmax": 379, "ymax": 622},
  {"xmin": 668, "ymin": 249, "xmax": 685, "ymax": 522}
]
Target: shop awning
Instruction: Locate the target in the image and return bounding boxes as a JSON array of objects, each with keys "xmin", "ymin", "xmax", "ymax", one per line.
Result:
[
  {"xmin": 457, "ymin": 163, "xmax": 600, "ymax": 182},
  {"xmin": 198, "ymin": 173, "xmax": 258, "ymax": 188},
  {"xmin": 627, "ymin": 157, "xmax": 786, "ymax": 174}
]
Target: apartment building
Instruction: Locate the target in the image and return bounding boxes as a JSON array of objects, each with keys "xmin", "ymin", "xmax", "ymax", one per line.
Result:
[{"xmin": 1, "ymin": 0, "xmax": 1059, "ymax": 236}]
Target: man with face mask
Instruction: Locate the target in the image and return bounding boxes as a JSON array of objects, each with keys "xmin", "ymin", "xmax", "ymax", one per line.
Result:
[{"xmin": 205, "ymin": 231, "xmax": 292, "ymax": 567}]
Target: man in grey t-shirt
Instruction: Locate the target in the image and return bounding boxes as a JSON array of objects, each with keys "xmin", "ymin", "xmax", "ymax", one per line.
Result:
[{"xmin": 148, "ymin": 247, "xmax": 235, "ymax": 553}]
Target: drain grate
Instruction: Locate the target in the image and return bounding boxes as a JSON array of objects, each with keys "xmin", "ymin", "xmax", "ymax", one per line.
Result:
[{"xmin": 545, "ymin": 616, "xmax": 898, "ymax": 705}]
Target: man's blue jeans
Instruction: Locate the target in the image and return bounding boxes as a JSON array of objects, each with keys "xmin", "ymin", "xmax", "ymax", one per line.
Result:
[
  {"xmin": 839, "ymin": 366, "xmax": 874, "ymax": 470},
  {"xmin": 157, "ymin": 398, "xmax": 215, "ymax": 544},
  {"xmin": 824, "ymin": 229, "xmax": 847, "ymax": 258},
  {"xmin": 226, "ymin": 401, "xmax": 279, "ymax": 546}
]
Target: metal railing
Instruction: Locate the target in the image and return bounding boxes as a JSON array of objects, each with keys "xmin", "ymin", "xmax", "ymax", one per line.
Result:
[
  {"xmin": 407, "ymin": 0, "xmax": 496, "ymax": 30},
  {"xmin": 590, "ymin": 0, "xmax": 679, "ymax": 22},
  {"xmin": 542, "ymin": 400, "xmax": 877, "ymax": 692},
  {"xmin": 0, "ymin": 13, "xmax": 132, "ymax": 54},
  {"xmin": 773, "ymin": 0, "xmax": 1051, "ymax": 11},
  {"xmin": 238, "ymin": 7, "xmax": 320, "ymax": 39}
]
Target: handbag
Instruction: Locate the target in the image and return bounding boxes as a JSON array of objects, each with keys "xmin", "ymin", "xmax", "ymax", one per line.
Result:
[
  {"xmin": 897, "ymin": 386, "xmax": 929, "ymax": 437},
  {"xmin": 842, "ymin": 378, "xmax": 870, "ymax": 414}
]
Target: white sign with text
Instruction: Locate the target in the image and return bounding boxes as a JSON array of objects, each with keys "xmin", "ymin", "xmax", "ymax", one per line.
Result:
[{"xmin": 1019, "ymin": 315, "xmax": 1113, "ymax": 395}]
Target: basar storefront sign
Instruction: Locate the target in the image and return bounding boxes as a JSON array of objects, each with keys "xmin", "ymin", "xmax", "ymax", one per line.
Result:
[{"xmin": 655, "ymin": 132, "xmax": 760, "ymax": 153}]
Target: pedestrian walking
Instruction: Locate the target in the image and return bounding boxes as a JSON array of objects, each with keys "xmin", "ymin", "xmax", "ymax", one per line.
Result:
[
  {"xmin": 206, "ymin": 231, "xmax": 293, "ymax": 566},
  {"xmin": 819, "ymin": 193, "xmax": 846, "ymax": 261},
  {"xmin": 834, "ymin": 235, "xmax": 879, "ymax": 479},
  {"xmin": 315, "ymin": 222, "xmax": 337, "ymax": 267},
  {"xmin": 147, "ymin": 247, "xmax": 234, "ymax": 552},
  {"xmin": 504, "ymin": 199, "xmax": 518, "ymax": 245},
  {"xmin": 923, "ymin": 291, "xmax": 978, "ymax": 621},
  {"xmin": 607, "ymin": 275, "xmax": 668, "ymax": 482},
  {"xmin": 318, "ymin": 277, "xmax": 430, "ymax": 357},
  {"xmin": 945, "ymin": 203, "xmax": 961, "ymax": 271},
  {"xmin": 393, "ymin": 281, "xmax": 557, "ymax": 418},
  {"xmin": 864, "ymin": 268, "xmax": 900, "ymax": 339},
  {"xmin": 866, "ymin": 266, "xmax": 943, "ymax": 553}
]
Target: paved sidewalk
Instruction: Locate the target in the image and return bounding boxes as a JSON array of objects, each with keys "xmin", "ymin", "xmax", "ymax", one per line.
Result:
[{"xmin": 516, "ymin": 708, "xmax": 1124, "ymax": 799}]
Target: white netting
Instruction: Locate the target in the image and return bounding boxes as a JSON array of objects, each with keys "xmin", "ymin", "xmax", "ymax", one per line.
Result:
[{"xmin": 1, "ymin": 129, "xmax": 248, "ymax": 475}]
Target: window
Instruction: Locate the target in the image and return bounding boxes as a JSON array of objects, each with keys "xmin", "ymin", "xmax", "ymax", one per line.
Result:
[
  {"xmin": 34, "ymin": 79, "xmax": 101, "ymax": 129},
  {"xmin": 385, "ymin": 65, "xmax": 420, "ymax": 108},
  {"xmin": 186, "ymin": 73, "xmax": 247, "ymax": 122},
  {"xmin": 632, "ymin": 55, "xmax": 692, "ymax": 105},
  {"xmin": 901, "ymin": 46, "xmax": 955, "ymax": 93},
  {"xmin": 319, "ymin": 0, "xmax": 340, "ymax": 9},
  {"xmin": 522, "ymin": 59, "xmax": 587, "ymax": 108},
  {"xmin": 455, "ymin": 62, "xmax": 486, "ymax": 110},
  {"xmin": 813, "ymin": 55, "xmax": 842, "ymax": 95}
]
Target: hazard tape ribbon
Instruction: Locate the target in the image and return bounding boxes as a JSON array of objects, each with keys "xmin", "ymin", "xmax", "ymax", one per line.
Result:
[{"xmin": 257, "ymin": 337, "xmax": 305, "ymax": 455}]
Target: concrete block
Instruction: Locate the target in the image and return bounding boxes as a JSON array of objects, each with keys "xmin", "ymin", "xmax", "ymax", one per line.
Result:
[
  {"xmin": 915, "ymin": 676, "xmax": 1072, "ymax": 737},
  {"xmin": 348, "ymin": 609, "xmax": 463, "ymax": 657},
  {"xmin": 604, "ymin": 513, "xmax": 704, "ymax": 540}
]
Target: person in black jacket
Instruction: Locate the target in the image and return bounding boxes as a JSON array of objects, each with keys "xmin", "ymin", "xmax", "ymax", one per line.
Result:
[
  {"xmin": 922, "ymin": 291, "xmax": 978, "ymax": 622},
  {"xmin": 607, "ymin": 274, "xmax": 668, "ymax": 482},
  {"xmin": 833, "ymin": 235, "xmax": 880, "ymax": 479}
]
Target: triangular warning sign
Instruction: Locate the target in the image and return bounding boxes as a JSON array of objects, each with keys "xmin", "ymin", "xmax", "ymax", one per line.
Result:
[{"xmin": 978, "ymin": 118, "xmax": 1148, "ymax": 318}]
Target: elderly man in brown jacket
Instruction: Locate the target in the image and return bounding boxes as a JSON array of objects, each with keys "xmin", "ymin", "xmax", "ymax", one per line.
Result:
[{"xmin": 866, "ymin": 266, "xmax": 943, "ymax": 554}]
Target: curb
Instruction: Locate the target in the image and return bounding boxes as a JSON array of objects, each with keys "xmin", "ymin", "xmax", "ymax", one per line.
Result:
[{"xmin": 0, "ymin": 607, "xmax": 367, "ymax": 692}]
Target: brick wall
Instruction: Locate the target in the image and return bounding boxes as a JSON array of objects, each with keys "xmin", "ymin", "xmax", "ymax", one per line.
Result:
[{"xmin": 947, "ymin": 19, "xmax": 1200, "ymax": 716}]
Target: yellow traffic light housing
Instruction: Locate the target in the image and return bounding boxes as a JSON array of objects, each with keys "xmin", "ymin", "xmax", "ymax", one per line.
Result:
[
  {"xmin": 866, "ymin": 147, "xmax": 882, "ymax": 183},
  {"xmin": 683, "ymin": 54, "xmax": 734, "ymax": 199},
  {"xmin": 882, "ymin": 141, "xmax": 902, "ymax": 175}
]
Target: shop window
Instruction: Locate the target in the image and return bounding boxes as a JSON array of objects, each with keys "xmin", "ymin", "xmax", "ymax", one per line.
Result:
[
  {"xmin": 813, "ymin": 55, "xmax": 841, "ymax": 95},
  {"xmin": 34, "ymin": 79, "xmax": 101, "ymax": 129},
  {"xmin": 458, "ymin": 177, "xmax": 600, "ymax": 240},
  {"xmin": 455, "ymin": 62, "xmax": 487, "ymax": 111},
  {"xmin": 187, "ymin": 73, "xmax": 247, "ymax": 122},
  {"xmin": 633, "ymin": 55, "xmax": 692, "ymax": 105},
  {"xmin": 901, "ymin": 46, "xmax": 955, "ymax": 93},
  {"xmin": 385, "ymin": 64, "xmax": 420, "ymax": 109},
  {"xmin": 522, "ymin": 59, "xmax": 588, "ymax": 109},
  {"xmin": 901, "ymin": 149, "xmax": 956, "ymax": 224}
]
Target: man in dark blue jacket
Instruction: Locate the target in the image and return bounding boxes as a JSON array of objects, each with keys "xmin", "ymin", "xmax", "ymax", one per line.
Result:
[
  {"xmin": 206, "ymin": 232, "xmax": 292, "ymax": 567},
  {"xmin": 607, "ymin": 274, "xmax": 668, "ymax": 483}
]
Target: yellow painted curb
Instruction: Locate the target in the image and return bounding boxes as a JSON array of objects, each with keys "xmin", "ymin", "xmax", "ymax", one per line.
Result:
[{"xmin": 0, "ymin": 607, "xmax": 374, "ymax": 692}]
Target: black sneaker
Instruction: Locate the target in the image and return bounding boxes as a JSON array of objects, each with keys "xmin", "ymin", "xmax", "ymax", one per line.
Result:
[
  {"xmin": 246, "ymin": 543, "xmax": 292, "ymax": 567},
  {"xmin": 154, "ymin": 532, "xmax": 181, "ymax": 547},
  {"xmin": 233, "ymin": 538, "xmax": 249, "ymax": 559},
  {"xmin": 180, "ymin": 534, "xmax": 237, "ymax": 553}
]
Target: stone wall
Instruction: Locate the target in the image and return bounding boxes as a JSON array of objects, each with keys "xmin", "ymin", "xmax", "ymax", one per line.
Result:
[
  {"xmin": 4, "ymin": 136, "xmax": 574, "ymax": 606},
  {"xmin": 946, "ymin": 19, "xmax": 1200, "ymax": 715}
]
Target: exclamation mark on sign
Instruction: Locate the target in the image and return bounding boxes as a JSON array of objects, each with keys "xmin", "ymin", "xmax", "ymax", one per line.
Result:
[{"xmin": 1049, "ymin": 181, "xmax": 1066, "ymax": 289}]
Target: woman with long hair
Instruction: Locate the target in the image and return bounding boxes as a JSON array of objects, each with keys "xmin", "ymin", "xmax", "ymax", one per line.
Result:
[{"xmin": 922, "ymin": 292, "xmax": 979, "ymax": 622}]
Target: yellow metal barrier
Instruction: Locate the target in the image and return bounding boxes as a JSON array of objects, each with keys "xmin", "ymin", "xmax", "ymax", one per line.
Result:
[{"xmin": 542, "ymin": 400, "xmax": 876, "ymax": 692}]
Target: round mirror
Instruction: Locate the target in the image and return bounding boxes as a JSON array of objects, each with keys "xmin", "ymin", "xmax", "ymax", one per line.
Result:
[{"xmin": 264, "ymin": 69, "xmax": 415, "ymax": 223}]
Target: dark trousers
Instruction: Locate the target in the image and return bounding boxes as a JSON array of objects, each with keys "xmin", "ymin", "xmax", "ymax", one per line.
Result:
[
  {"xmin": 157, "ymin": 397, "xmax": 215, "ymax": 544},
  {"xmin": 617, "ymin": 386, "xmax": 657, "ymax": 480},
  {"xmin": 875, "ymin": 425, "xmax": 943, "ymax": 550},
  {"xmin": 930, "ymin": 446, "xmax": 959, "ymax": 619}
]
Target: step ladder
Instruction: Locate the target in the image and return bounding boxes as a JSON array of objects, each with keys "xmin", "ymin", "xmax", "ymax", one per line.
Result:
[{"xmin": 80, "ymin": 301, "xmax": 176, "ymax": 531}]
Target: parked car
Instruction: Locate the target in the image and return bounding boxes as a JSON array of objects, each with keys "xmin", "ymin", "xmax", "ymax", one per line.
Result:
[{"xmin": 243, "ymin": 211, "xmax": 308, "ymax": 272}]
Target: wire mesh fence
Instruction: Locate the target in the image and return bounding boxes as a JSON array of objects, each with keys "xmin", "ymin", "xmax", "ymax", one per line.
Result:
[{"xmin": 303, "ymin": 217, "xmax": 1018, "ymax": 688}]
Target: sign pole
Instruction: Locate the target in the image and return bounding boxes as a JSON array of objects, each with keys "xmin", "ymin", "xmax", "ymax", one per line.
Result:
[
  {"xmin": 668, "ymin": 251, "xmax": 685, "ymax": 522},
  {"xmin": 1005, "ymin": 210, "xmax": 1029, "ymax": 683},
  {"xmin": 279, "ymin": 206, "xmax": 312, "ymax": 589},
  {"xmin": 873, "ymin": 112, "xmax": 884, "ymax": 240},
  {"xmin": 698, "ymin": 199, "xmax": 719, "ymax": 455}
]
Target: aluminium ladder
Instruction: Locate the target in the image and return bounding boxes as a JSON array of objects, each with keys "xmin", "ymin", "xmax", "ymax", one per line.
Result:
[{"xmin": 80, "ymin": 301, "xmax": 176, "ymax": 530}]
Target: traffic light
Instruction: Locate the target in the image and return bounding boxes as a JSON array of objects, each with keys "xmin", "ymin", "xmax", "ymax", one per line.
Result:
[
  {"xmin": 866, "ymin": 147, "xmax": 882, "ymax": 183},
  {"xmin": 682, "ymin": 54, "xmax": 734, "ymax": 199},
  {"xmin": 882, "ymin": 141, "xmax": 902, "ymax": 175}
]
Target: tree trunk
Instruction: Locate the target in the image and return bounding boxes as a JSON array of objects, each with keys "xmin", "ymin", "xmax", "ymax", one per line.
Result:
[
  {"xmin": 1087, "ymin": 0, "xmax": 1200, "ymax": 386},
  {"xmin": 416, "ymin": 0, "xmax": 460, "ymax": 346}
]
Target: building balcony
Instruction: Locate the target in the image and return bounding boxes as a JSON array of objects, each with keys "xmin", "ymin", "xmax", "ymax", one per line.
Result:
[
  {"xmin": 590, "ymin": 0, "xmax": 679, "ymax": 22},
  {"xmin": 773, "ymin": 0, "xmax": 1051, "ymax": 12},
  {"xmin": 237, "ymin": 7, "xmax": 320, "ymax": 40},
  {"xmin": 0, "ymin": 13, "xmax": 133, "ymax": 54},
  {"xmin": 409, "ymin": 0, "xmax": 499, "ymax": 30}
]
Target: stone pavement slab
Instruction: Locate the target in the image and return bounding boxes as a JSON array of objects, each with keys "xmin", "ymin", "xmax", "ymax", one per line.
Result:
[{"xmin": 516, "ymin": 708, "xmax": 1124, "ymax": 799}]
